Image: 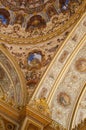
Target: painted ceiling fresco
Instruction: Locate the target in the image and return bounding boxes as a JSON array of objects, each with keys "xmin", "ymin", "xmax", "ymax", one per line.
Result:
[
  {"xmin": 0, "ymin": 0, "xmax": 84, "ymax": 43},
  {"xmin": 0, "ymin": 0, "xmax": 86, "ymax": 130}
]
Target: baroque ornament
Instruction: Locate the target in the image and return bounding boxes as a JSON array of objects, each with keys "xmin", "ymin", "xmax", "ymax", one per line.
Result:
[
  {"xmin": 0, "ymin": 0, "xmax": 55, "ymax": 14},
  {"xmin": 57, "ymin": 92, "xmax": 71, "ymax": 107},
  {"xmin": 75, "ymin": 58, "xmax": 86, "ymax": 73},
  {"xmin": 0, "ymin": 0, "xmax": 85, "ymax": 44},
  {"xmin": 30, "ymin": 98, "xmax": 51, "ymax": 117}
]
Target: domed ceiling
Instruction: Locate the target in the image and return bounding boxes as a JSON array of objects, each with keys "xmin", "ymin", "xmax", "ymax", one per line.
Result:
[
  {"xmin": 0, "ymin": 0, "xmax": 85, "ymax": 103},
  {"xmin": 0, "ymin": 0, "xmax": 86, "ymax": 130},
  {"xmin": 0, "ymin": 0, "xmax": 84, "ymax": 44},
  {"xmin": 1, "ymin": 0, "xmax": 54, "ymax": 13}
]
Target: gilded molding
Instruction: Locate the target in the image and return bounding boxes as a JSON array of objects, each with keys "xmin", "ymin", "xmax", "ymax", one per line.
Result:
[
  {"xmin": 68, "ymin": 83, "xmax": 86, "ymax": 130},
  {"xmin": 48, "ymin": 35, "xmax": 86, "ymax": 105},
  {"xmin": 31, "ymin": 12, "xmax": 86, "ymax": 101},
  {"xmin": 0, "ymin": 1, "xmax": 85, "ymax": 45},
  {"xmin": 29, "ymin": 98, "xmax": 51, "ymax": 117},
  {"xmin": 0, "ymin": 44, "xmax": 27, "ymax": 108}
]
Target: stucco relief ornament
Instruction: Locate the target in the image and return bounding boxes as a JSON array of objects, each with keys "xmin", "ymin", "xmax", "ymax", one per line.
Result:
[
  {"xmin": 30, "ymin": 98, "xmax": 51, "ymax": 117},
  {"xmin": 75, "ymin": 58, "xmax": 86, "ymax": 73},
  {"xmin": 50, "ymin": 120, "xmax": 65, "ymax": 130},
  {"xmin": 6, "ymin": 122, "xmax": 14, "ymax": 130},
  {"xmin": 57, "ymin": 92, "xmax": 71, "ymax": 107}
]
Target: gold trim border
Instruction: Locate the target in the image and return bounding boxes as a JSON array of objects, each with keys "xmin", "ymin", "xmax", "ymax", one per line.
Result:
[
  {"xmin": 68, "ymin": 83, "xmax": 86, "ymax": 130},
  {"xmin": 0, "ymin": 62, "xmax": 17, "ymax": 103},
  {"xmin": 0, "ymin": 45, "xmax": 27, "ymax": 106},
  {"xmin": 48, "ymin": 35, "xmax": 86, "ymax": 104},
  {"xmin": 30, "ymin": 12, "xmax": 86, "ymax": 101},
  {"xmin": 0, "ymin": 1, "xmax": 86, "ymax": 45}
]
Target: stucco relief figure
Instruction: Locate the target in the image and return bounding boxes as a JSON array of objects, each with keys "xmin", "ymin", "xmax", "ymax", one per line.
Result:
[
  {"xmin": 75, "ymin": 58, "xmax": 86, "ymax": 73},
  {"xmin": 59, "ymin": 50, "xmax": 69, "ymax": 63},
  {"xmin": 57, "ymin": 92, "xmax": 71, "ymax": 107},
  {"xmin": 26, "ymin": 15, "xmax": 46, "ymax": 30},
  {"xmin": 15, "ymin": 14, "xmax": 24, "ymax": 25},
  {"xmin": 39, "ymin": 87, "xmax": 48, "ymax": 98},
  {"xmin": 47, "ymin": 6, "xmax": 57, "ymax": 19}
]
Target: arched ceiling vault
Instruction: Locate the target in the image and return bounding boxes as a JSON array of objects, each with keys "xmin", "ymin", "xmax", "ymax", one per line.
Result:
[
  {"xmin": 0, "ymin": 0, "xmax": 86, "ymax": 130},
  {"xmin": 30, "ymin": 12, "xmax": 86, "ymax": 129},
  {"xmin": 69, "ymin": 83, "xmax": 86, "ymax": 130},
  {"xmin": 0, "ymin": 44, "xmax": 27, "ymax": 110},
  {"xmin": 31, "ymin": 12, "xmax": 86, "ymax": 101},
  {"xmin": 0, "ymin": 0, "xmax": 85, "ymax": 45}
]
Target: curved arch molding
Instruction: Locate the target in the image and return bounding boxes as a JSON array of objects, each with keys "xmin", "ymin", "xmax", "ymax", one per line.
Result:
[
  {"xmin": 0, "ymin": 44, "xmax": 27, "ymax": 110},
  {"xmin": 30, "ymin": 12, "xmax": 86, "ymax": 129}
]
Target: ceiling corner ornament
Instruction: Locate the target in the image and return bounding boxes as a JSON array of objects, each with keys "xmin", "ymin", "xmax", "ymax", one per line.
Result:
[
  {"xmin": 29, "ymin": 98, "xmax": 51, "ymax": 117},
  {"xmin": 50, "ymin": 120, "xmax": 66, "ymax": 130}
]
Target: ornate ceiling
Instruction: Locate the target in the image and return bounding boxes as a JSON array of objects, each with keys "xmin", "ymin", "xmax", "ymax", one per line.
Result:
[
  {"xmin": 0, "ymin": 0, "xmax": 55, "ymax": 13},
  {"xmin": 0, "ymin": 45, "xmax": 27, "ymax": 110},
  {"xmin": 0, "ymin": 0, "xmax": 84, "ymax": 44},
  {"xmin": 0, "ymin": 0, "xmax": 86, "ymax": 130}
]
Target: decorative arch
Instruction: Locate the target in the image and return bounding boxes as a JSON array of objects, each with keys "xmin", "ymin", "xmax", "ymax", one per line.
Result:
[
  {"xmin": 29, "ymin": 12, "xmax": 86, "ymax": 129},
  {"xmin": 0, "ymin": 44, "xmax": 27, "ymax": 110}
]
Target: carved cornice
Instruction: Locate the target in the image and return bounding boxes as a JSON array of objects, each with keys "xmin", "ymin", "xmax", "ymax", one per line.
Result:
[
  {"xmin": 20, "ymin": 105, "xmax": 66, "ymax": 130},
  {"xmin": 29, "ymin": 98, "xmax": 51, "ymax": 117}
]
